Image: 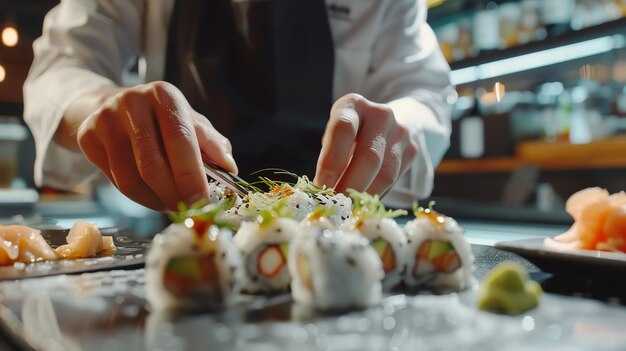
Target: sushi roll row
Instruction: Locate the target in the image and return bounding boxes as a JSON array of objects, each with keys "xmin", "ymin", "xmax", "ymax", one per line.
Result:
[{"xmin": 146, "ymin": 178, "xmax": 474, "ymax": 311}]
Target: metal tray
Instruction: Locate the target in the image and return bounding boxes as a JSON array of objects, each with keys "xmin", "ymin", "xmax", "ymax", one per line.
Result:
[
  {"xmin": 1, "ymin": 269, "xmax": 626, "ymax": 351},
  {"xmin": 0, "ymin": 228, "xmax": 150, "ymax": 280}
]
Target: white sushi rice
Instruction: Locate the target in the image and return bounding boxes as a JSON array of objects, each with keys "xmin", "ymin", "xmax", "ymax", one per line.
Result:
[
  {"xmin": 403, "ymin": 216, "xmax": 474, "ymax": 291},
  {"xmin": 207, "ymin": 181, "xmax": 226, "ymax": 203},
  {"xmin": 341, "ymin": 217, "xmax": 407, "ymax": 290},
  {"xmin": 314, "ymin": 193, "xmax": 352, "ymax": 226},
  {"xmin": 285, "ymin": 189, "xmax": 317, "ymax": 221},
  {"xmin": 145, "ymin": 223, "xmax": 242, "ymax": 310},
  {"xmin": 234, "ymin": 217, "xmax": 301, "ymax": 294},
  {"xmin": 289, "ymin": 227, "xmax": 383, "ymax": 310}
]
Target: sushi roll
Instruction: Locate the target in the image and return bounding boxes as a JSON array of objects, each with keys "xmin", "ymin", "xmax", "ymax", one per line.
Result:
[
  {"xmin": 288, "ymin": 227, "xmax": 383, "ymax": 310},
  {"xmin": 291, "ymin": 173, "xmax": 351, "ymax": 226},
  {"xmin": 313, "ymin": 192, "xmax": 352, "ymax": 227},
  {"xmin": 341, "ymin": 190, "xmax": 408, "ymax": 290},
  {"xmin": 284, "ymin": 187, "xmax": 317, "ymax": 221},
  {"xmin": 234, "ymin": 204, "xmax": 301, "ymax": 294},
  {"xmin": 146, "ymin": 201, "xmax": 242, "ymax": 310},
  {"xmin": 237, "ymin": 184, "xmax": 316, "ymax": 222},
  {"xmin": 403, "ymin": 203, "xmax": 474, "ymax": 291}
]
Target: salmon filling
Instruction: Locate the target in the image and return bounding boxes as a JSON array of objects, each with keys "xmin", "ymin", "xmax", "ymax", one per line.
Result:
[
  {"xmin": 372, "ymin": 239, "xmax": 396, "ymax": 273},
  {"xmin": 413, "ymin": 239, "xmax": 461, "ymax": 277},
  {"xmin": 163, "ymin": 254, "xmax": 221, "ymax": 300}
]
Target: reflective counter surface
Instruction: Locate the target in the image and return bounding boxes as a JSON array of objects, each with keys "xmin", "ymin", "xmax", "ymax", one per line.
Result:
[{"xmin": 1, "ymin": 242, "xmax": 625, "ymax": 351}]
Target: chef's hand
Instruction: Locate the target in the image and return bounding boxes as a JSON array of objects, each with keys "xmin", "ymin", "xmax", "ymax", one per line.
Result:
[
  {"xmin": 314, "ymin": 94, "xmax": 418, "ymax": 196},
  {"xmin": 71, "ymin": 81, "xmax": 237, "ymax": 211}
]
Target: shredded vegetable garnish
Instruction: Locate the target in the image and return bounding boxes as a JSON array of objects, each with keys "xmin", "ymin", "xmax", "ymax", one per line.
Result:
[
  {"xmin": 168, "ymin": 198, "xmax": 236, "ymax": 230},
  {"xmin": 245, "ymin": 169, "xmax": 335, "ymax": 197},
  {"xmin": 236, "ymin": 169, "xmax": 339, "ymax": 217},
  {"xmin": 348, "ymin": 189, "xmax": 407, "ymax": 221},
  {"xmin": 255, "ymin": 199, "xmax": 293, "ymax": 227}
]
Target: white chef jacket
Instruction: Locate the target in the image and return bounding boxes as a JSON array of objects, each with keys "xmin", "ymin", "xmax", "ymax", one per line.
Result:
[{"xmin": 23, "ymin": 0, "xmax": 453, "ymax": 208}]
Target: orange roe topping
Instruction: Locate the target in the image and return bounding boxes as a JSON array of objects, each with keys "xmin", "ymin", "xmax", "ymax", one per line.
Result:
[
  {"xmin": 269, "ymin": 185, "xmax": 294, "ymax": 197},
  {"xmin": 417, "ymin": 208, "xmax": 446, "ymax": 227}
]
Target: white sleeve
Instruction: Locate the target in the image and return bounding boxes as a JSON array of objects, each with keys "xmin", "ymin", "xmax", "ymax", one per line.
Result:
[
  {"xmin": 362, "ymin": 0, "xmax": 453, "ymax": 208},
  {"xmin": 22, "ymin": 0, "xmax": 143, "ymax": 190}
]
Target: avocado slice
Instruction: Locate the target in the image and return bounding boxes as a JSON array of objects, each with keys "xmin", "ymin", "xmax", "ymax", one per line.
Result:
[
  {"xmin": 372, "ymin": 239, "xmax": 388, "ymax": 258},
  {"xmin": 166, "ymin": 257, "xmax": 201, "ymax": 279},
  {"xmin": 427, "ymin": 240, "xmax": 454, "ymax": 260},
  {"xmin": 297, "ymin": 253, "xmax": 313, "ymax": 291},
  {"xmin": 280, "ymin": 243, "xmax": 290, "ymax": 261}
]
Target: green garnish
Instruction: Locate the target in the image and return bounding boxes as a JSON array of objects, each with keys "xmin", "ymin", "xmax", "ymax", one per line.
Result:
[
  {"xmin": 255, "ymin": 199, "xmax": 292, "ymax": 227},
  {"xmin": 412, "ymin": 201, "xmax": 436, "ymax": 216},
  {"xmin": 237, "ymin": 169, "xmax": 336, "ymax": 217},
  {"xmin": 243, "ymin": 169, "xmax": 335, "ymax": 196},
  {"xmin": 168, "ymin": 198, "xmax": 235, "ymax": 230},
  {"xmin": 348, "ymin": 189, "xmax": 407, "ymax": 220}
]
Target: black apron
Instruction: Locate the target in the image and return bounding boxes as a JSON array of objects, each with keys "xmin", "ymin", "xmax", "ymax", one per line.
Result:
[{"xmin": 164, "ymin": 0, "xmax": 335, "ymax": 179}]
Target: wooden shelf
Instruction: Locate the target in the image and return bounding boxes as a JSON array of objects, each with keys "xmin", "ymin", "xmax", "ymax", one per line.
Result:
[
  {"xmin": 448, "ymin": 17, "xmax": 626, "ymax": 71},
  {"xmin": 437, "ymin": 137, "xmax": 626, "ymax": 174}
]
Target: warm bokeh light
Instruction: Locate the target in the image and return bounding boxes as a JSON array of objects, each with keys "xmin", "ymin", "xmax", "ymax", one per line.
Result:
[
  {"xmin": 580, "ymin": 64, "xmax": 609, "ymax": 82},
  {"xmin": 1, "ymin": 26, "xmax": 19, "ymax": 47},
  {"xmin": 0, "ymin": 65, "xmax": 5, "ymax": 83},
  {"xmin": 494, "ymin": 82, "xmax": 506, "ymax": 102}
]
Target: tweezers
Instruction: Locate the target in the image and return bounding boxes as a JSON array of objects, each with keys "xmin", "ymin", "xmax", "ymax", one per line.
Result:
[{"xmin": 202, "ymin": 158, "xmax": 248, "ymax": 198}]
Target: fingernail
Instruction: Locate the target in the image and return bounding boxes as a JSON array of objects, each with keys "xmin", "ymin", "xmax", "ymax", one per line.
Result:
[{"xmin": 225, "ymin": 152, "xmax": 238, "ymax": 174}]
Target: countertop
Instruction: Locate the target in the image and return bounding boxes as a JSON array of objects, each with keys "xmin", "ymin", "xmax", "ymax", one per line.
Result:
[{"xmin": 0, "ymin": 221, "xmax": 624, "ymax": 351}]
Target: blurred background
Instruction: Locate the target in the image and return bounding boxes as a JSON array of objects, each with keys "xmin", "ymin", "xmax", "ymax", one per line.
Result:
[
  {"xmin": 426, "ymin": 0, "xmax": 626, "ymax": 223},
  {"xmin": 1, "ymin": 0, "xmax": 626, "ymax": 231}
]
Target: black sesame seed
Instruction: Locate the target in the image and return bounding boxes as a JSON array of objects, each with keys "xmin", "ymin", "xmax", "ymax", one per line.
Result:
[
  {"xmin": 332, "ymin": 199, "xmax": 337, "ymax": 204},
  {"xmin": 296, "ymin": 204, "xmax": 300, "ymax": 209},
  {"xmin": 346, "ymin": 257, "xmax": 356, "ymax": 266},
  {"xmin": 276, "ymin": 228, "xmax": 282, "ymax": 233},
  {"xmin": 222, "ymin": 252, "xmax": 226, "ymax": 258},
  {"xmin": 407, "ymin": 239, "xmax": 412, "ymax": 244}
]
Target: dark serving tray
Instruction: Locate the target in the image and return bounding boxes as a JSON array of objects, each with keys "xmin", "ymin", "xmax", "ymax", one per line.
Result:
[
  {"xmin": 0, "ymin": 228, "xmax": 150, "ymax": 280},
  {"xmin": 495, "ymin": 237, "xmax": 626, "ymax": 277}
]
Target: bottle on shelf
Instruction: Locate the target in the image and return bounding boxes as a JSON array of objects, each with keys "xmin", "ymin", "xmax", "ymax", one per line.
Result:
[
  {"xmin": 499, "ymin": 2, "xmax": 521, "ymax": 49},
  {"xmin": 473, "ymin": 1, "xmax": 500, "ymax": 55},
  {"xmin": 540, "ymin": 0, "xmax": 575, "ymax": 37}
]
